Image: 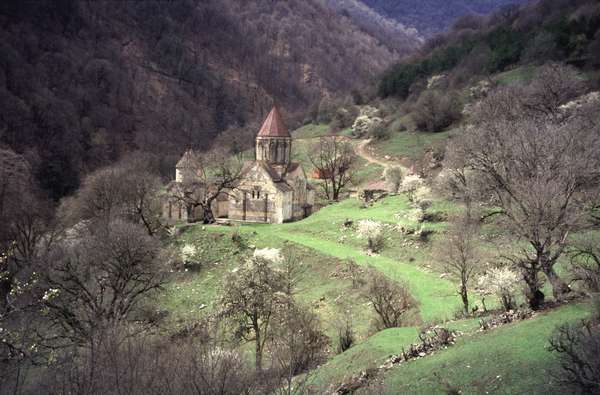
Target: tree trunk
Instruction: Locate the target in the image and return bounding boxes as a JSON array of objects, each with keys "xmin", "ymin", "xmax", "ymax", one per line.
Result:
[
  {"xmin": 543, "ymin": 266, "xmax": 571, "ymax": 301},
  {"xmin": 255, "ymin": 332, "xmax": 262, "ymax": 372},
  {"xmin": 0, "ymin": 277, "xmax": 11, "ymax": 313},
  {"xmin": 460, "ymin": 285, "xmax": 469, "ymax": 315},
  {"xmin": 202, "ymin": 205, "xmax": 215, "ymax": 224},
  {"xmin": 522, "ymin": 265, "xmax": 544, "ymax": 310}
]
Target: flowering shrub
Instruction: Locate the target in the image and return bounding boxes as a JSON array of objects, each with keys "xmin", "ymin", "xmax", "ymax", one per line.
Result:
[
  {"xmin": 357, "ymin": 220, "xmax": 385, "ymax": 253},
  {"xmin": 180, "ymin": 244, "xmax": 197, "ymax": 263},
  {"xmin": 253, "ymin": 247, "xmax": 283, "ymax": 263},
  {"xmin": 478, "ymin": 268, "xmax": 521, "ymax": 311},
  {"xmin": 401, "ymin": 175, "xmax": 424, "ymax": 203}
]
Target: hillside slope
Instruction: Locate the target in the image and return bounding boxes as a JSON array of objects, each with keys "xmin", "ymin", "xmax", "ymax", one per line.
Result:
[
  {"xmin": 0, "ymin": 0, "xmax": 420, "ymax": 199},
  {"xmin": 360, "ymin": 0, "xmax": 530, "ymax": 36}
]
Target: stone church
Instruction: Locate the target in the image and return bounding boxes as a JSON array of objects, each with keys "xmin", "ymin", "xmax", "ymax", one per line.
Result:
[{"xmin": 164, "ymin": 107, "xmax": 314, "ymax": 224}]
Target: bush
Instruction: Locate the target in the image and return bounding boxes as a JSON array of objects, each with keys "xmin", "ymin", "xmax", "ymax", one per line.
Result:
[
  {"xmin": 412, "ymin": 90, "xmax": 461, "ymax": 133},
  {"xmin": 369, "ymin": 122, "xmax": 392, "ymax": 141},
  {"xmin": 384, "ymin": 166, "xmax": 403, "ymax": 193},
  {"xmin": 357, "ymin": 220, "xmax": 385, "ymax": 253},
  {"xmin": 477, "ymin": 268, "xmax": 520, "ymax": 312},
  {"xmin": 337, "ymin": 319, "xmax": 355, "ymax": 353},
  {"xmin": 364, "ymin": 269, "xmax": 417, "ymax": 330},
  {"xmin": 549, "ymin": 320, "xmax": 600, "ymax": 393}
]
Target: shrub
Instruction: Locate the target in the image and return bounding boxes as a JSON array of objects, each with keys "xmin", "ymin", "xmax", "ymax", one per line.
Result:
[
  {"xmin": 253, "ymin": 247, "xmax": 283, "ymax": 263},
  {"xmin": 401, "ymin": 174, "xmax": 425, "ymax": 203},
  {"xmin": 369, "ymin": 122, "xmax": 392, "ymax": 141},
  {"xmin": 549, "ymin": 321, "xmax": 600, "ymax": 393},
  {"xmin": 337, "ymin": 319, "xmax": 355, "ymax": 353},
  {"xmin": 384, "ymin": 166, "xmax": 403, "ymax": 193},
  {"xmin": 364, "ymin": 269, "xmax": 416, "ymax": 330},
  {"xmin": 351, "ymin": 115, "xmax": 383, "ymax": 138},
  {"xmin": 477, "ymin": 268, "xmax": 520, "ymax": 311},
  {"xmin": 356, "ymin": 220, "xmax": 385, "ymax": 253},
  {"xmin": 412, "ymin": 90, "xmax": 461, "ymax": 133}
]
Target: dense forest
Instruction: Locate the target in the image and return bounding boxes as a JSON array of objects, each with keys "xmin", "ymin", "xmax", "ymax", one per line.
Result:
[
  {"xmin": 361, "ymin": 0, "xmax": 529, "ymax": 36},
  {"xmin": 378, "ymin": 0, "xmax": 600, "ymax": 99},
  {"xmin": 0, "ymin": 0, "xmax": 419, "ymax": 200}
]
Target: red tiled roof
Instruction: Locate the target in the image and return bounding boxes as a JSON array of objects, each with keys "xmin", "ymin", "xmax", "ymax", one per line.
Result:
[{"xmin": 257, "ymin": 107, "xmax": 290, "ymax": 138}]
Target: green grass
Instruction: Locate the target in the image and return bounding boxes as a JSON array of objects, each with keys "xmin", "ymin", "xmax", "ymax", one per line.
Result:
[
  {"xmin": 292, "ymin": 123, "xmax": 331, "ymax": 139},
  {"xmin": 371, "ymin": 129, "xmax": 455, "ymax": 161},
  {"xmin": 213, "ymin": 196, "xmax": 463, "ymax": 323},
  {"xmin": 309, "ymin": 303, "xmax": 589, "ymax": 393},
  {"xmin": 495, "ymin": 65, "xmax": 538, "ymax": 86},
  {"xmin": 162, "ymin": 191, "xmax": 589, "ymax": 394},
  {"xmin": 379, "ymin": 303, "xmax": 590, "ymax": 394}
]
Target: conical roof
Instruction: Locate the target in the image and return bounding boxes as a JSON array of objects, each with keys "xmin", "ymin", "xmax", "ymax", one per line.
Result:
[
  {"xmin": 176, "ymin": 149, "xmax": 200, "ymax": 168},
  {"xmin": 257, "ymin": 107, "xmax": 290, "ymax": 138}
]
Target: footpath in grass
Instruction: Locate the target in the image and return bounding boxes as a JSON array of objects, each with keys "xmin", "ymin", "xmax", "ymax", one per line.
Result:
[{"xmin": 237, "ymin": 196, "xmax": 462, "ymax": 323}]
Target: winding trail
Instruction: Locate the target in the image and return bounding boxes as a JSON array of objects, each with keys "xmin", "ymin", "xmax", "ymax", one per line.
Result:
[{"xmin": 354, "ymin": 139, "xmax": 408, "ymax": 175}]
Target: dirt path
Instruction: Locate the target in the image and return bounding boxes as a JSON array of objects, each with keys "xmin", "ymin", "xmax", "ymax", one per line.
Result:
[{"xmin": 355, "ymin": 139, "xmax": 407, "ymax": 172}]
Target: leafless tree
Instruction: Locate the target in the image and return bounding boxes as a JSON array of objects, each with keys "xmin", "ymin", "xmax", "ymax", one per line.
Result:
[
  {"xmin": 524, "ymin": 62, "xmax": 587, "ymax": 117},
  {"xmin": 309, "ymin": 136, "xmax": 357, "ymax": 201},
  {"xmin": 364, "ymin": 269, "xmax": 416, "ymax": 330},
  {"xmin": 62, "ymin": 152, "xmax": 164, "ymax": 235},
  {"xmin": 43, "ymin": 220, "xmax": 166, "ymax": 347},
  {"xmin": 447, "ymin": 85, "xmax": 600, "ymax": 308},
  {"xmin": 412, "ymin": 90, "xmax": 461, "ymax": 133},
  {"xmin": 549, "ymin": 320, "xmax": 600, "ymax": 394},
  {"xmin": 36, "ymin": 325, "xmax": 258, "ymax": 395},
  {"xmin": 569, "ymin": 234, "xmax": 600, "ymax": 294},
  {"xmin": 172, "ymin": 148, "xmax": 244, "ymax": 223},
  {"xmin": 434, "ymin": 214, "xmax": 481, "ymax": 315},
  {"xmin": 268, "ymin": 303, "xmax": 328, "ymax": 395},
  {"xmin": 0, "ymin": 148, "xmax": 54, "ymax": 312},
  {"xmin": 219, "ymin": 255, "xmax": 285, "ymax": 371}
]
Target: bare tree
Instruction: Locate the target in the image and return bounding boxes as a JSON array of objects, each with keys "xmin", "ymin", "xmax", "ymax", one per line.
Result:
[
  {"xmin": 268, "ymin": 303, "xmax": 328, "ymax": 395},
  {"xmin": 172, "ymin": 148, "xmax": 244, "ymax": 223},
  {"xmin": 549, "ymin": 320, "xmax": 600, "ymax": 394},
  {"xmin": 364, "ymin": 269, "xmax": 416, "ymax": 330},
  {"xmin": 0, "ymin": 148, "xmax": 53, "ymax": 312},
  {"xmin": 569, "ymin": 234, "xmax": 600, "ymax": 294},
  {"xmin": 309, "ymin": 136, "xmax": 357, "ymax": 201},
  {"xmin": 219, "ymin": 255, "xmax": 284, "ymax": 371},
  {"xmin": 38, "ymin": 325, "xmax": 258, "ymax": 395},
  {"xmin": 524, "ymin": 62, "xmax": 586, "ymax": 117},
  {"xmin": 63, "ymin": 152, "xmax": 164, "ymax": 235},
  {"xmin": 434, "ymin": 214, "xmax": 481, "ymax": 315},
  {"xmin": 412, "ymin": 90, "xmax": 461, "ymax": 133},
  {"xmin": 43, "ymin": 220, "xmax": 166, "ymax": 347},
  {"xmin": 447, "ymin": 85, "xmax": 600, "ymax": 308}
]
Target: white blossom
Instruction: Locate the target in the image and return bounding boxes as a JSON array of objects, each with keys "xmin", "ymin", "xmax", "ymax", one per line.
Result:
[
  {"xmin": 478, "ymin": 268, "xmax": 520, "ymax": 296},
  {"xmin": 42, "ymin": 288, "xmax": 60, "ymax": 301},
  {"xmin": 180, "ymin": 244, "xmax": 197, "ymax": 262},
  {"xmin": 356, "ymin": 220, "xmax": 382, "ymax": 239},
  {"xmin": 253, "ymin": 247, "xmax": 283, "ymax": 263}
]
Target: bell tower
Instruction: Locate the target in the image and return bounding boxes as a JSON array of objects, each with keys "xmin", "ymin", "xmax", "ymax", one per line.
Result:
[{"xmin": 255, "ymin": 107, "xmax": 292, "ymax": 168}]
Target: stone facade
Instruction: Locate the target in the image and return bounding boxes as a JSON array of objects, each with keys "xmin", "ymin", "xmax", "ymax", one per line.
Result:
[
  {"xmin": 228, "ymin": 106, "xmax": 314, "ymax": 223},
  {"xmin": 163, "ymin": 107, "xmax": 314, "ymax": 224}
]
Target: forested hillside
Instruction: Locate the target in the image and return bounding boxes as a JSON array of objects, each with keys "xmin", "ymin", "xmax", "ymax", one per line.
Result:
[
  {"xmin": 361, "ymin": 0, "xmax": 529, "ymax": 36},
  {"xmin": 0, "ymin": 0, "xmax": 419, "ymax": 199},
  {"xmin": 379, "ymin": 0, "xmax": 600, "ymax": 99}
]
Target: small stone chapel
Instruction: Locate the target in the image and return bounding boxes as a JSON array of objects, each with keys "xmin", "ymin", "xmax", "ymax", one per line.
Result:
[{"xmin": 164, "ymin": 106, "xmax": 314, "ymax": 224}]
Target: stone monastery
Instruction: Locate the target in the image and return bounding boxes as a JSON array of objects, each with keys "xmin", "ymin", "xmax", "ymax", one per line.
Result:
[{"xmin": 164, "ymin": 107, "xmax": 314, "ymax": 224}]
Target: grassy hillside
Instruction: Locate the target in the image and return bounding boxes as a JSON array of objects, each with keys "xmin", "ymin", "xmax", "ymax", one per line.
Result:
[
  {"xmin": 313, "ymin": 303, "xmax": 590, "ymax": 393},
  {"xmin": 160, "ymin": 178, "xmax": 590, "ymax": 392}
]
